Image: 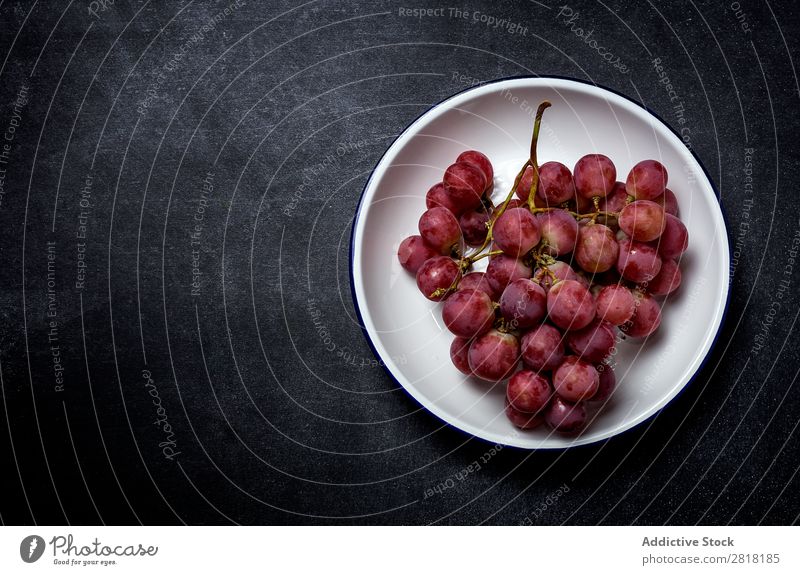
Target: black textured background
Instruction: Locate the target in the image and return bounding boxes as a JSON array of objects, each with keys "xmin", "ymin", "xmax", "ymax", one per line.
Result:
[{"xmin": 0, "ymin": 0, "xmax": 798, "ymax": 525}]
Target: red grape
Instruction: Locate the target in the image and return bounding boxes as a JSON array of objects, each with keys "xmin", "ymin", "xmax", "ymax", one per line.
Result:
[
  {"xmin": 626, "ymin": 159, "xmax": 667, "ymax": 200},
  {"xmin": 597, "ymin": 181, "xmax": 628, "ymax": 228},
  {"xmin": 591, "ymin": 364, "xmax": 616, "ymax": 403},
  {"xmin": 442, "ymin": 288, "xmax": 495, "ymax": 338},
  {"xmin": 574, "ymin": 154, "xmax": 616, "ymax": 198},
  {"xmin": 450, "ymin": 337, "xmax": 472, "ymax": 375},
  {"xmin": 426, "ymin": 182, "xmax": 463, "ymax": 215},
  {"xmin": 468, "ymin": 329, "xmax": 520, "ymax": 382},
  {"xmin": 575, "ymin": 223, "xmax": 619, "ymax": 273},
  {"xmin": 506, "ymin": 400, "xmax": 545, "ymax": 429},
  {"xmin": 520, "ymin": 324, "xmax": 565, "ymax": 372},
  {"xmin": 416, "ymin": 256, "xmax": 461, "ymax": 301},
  {"xmin": 419, "ymin": 207, "xmax": 462, "ymax": 255},
  {"xmin": 595, "ymin": 284, "xmax": 636, "ymax": 325},
  {"xmin": 485, "ymin": 253, "xmax": 532, "ymax": 295},
  {"xmin": 458, "ymin": 272, "xmax": 497, "ymax": 299},
  {"xmin": 599, "ymin": 181, "xmax": 629, "ymax": 213},
  {"xmin": 655, "ymin": 187, "xmax": 679, "ymax": 216},
  {"xmin": 443, "ymin": 162, "xmax": 484, "ymax": 212},
  {"xmin": 537, "ymin": 209, "xmax": 578, "ymax": 256},
  {"xmin": 618, "ymin": 200, "xmax": 666, "ymax": 242},
  {"xmin": 459, "ymin": 209, "xmax": 490, "ymax": 246},
  {"xmin": 553, "ymin": 356, "xmax": 599, "ymax": 402},
  {"xmin": 398, "ymin": 235, "xmax": 438, "ymax": 274},
  {"xmin": 499, "ymin": 278, "xmax": 547, "ymax": 329},
  {"xmin": 457, "ymin": 150, "xmax": 494, "ymax": 191},
  {"xmin": 648, "ymin": 258, "xmax": 682, "ymax": 296},
  {"xmin": 544, "ymin": 395, "xmax": 587, "ymax": 433},
  {"xmin": 617, "ymin": 239, "xmax": 662, "ymax": 283},
  {"xmin": 515, "ymin": 165, "xmax": 535, "ymax": 201},
  {"xmin": 622, "ymin": 293, "xmax": 662, "ymax": 338},
  {"xmin": 538, "ymin": 161, "xmax": 576, "ymax": 204},
  {"xmin": 547, "ymin": 279, "xmax": 596, "ymax": 330},
  {"xmin": 507, "ymin": 370, "xmax": 552, "ymax": 413},
  {"xmin": 657, "ymin": 213, "xmax": 688, "ymax": 259},
  {"xmin": 493, "ymin": 207, "xmax": 541, "ymax": 257},
  {"xmin": 565, "ymin": 319, "xmax": 616, "ymax": 363}
]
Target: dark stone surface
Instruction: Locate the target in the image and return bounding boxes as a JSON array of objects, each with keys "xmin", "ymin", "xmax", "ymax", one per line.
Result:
[{"xmin": 0, "ymin": 0, "xmax": 798, "ymax": 525}]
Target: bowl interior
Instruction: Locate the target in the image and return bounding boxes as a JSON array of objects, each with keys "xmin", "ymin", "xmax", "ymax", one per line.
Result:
[{"xmin": 352, "ymin": 78, "xmax": 729, "ymax": 448}]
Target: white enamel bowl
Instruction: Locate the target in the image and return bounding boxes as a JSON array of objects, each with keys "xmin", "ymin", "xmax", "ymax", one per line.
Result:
[{"xmin": 351, "ymin": 77, "xmax": 729, "ymax": 448}]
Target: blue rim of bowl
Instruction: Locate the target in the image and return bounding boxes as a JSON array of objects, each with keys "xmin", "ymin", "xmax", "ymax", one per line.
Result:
[{"xmin": 348, "ymin": 75, "xmax": 732, "ymax": 450}]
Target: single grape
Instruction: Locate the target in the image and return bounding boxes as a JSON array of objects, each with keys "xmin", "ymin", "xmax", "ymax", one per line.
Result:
[
  {"xmin": 595, "ymin": 284, "xmax": 636, "ymax": 325},
  {"xmin": 537, "ymin": 209, "xmax": 578, "ymax": 256},
  {"xmin": 537, "ymin": 161, "xmax": 576, "ymax": 204},
  {"xmin": 533, "ymin": 261, "xmax": 580, "ymax": 292},
  {"xmin": 574, "ymin": 154, "xmax": 616, "ymax": 198},
  {"xmin": 626, "ymin": 159, "xmax": 667, "ymax": 200},
  {"xmin": 657, "ymin": 213, "xmax": 689, "ymax": 259},
  {"xmin": 618, "ymin": 200, "xmax": 666, "ymax": 242},
  {"xmin": 485, "ymin": 253, "xmax": 532, "ymax": 295},
  {"xmin": 575, "ymin": 223, "xmax": 619, "ymax": 273},
  {"xmin": 468, "ymin": 329, "xmax": 520, "ymax": 382},
  {"xmin": 443, "ymin": 161, "xmax": 484, "ymax": 212},
  {"xmin": 520, "ymin": 324, "xmax": 565, "ymax": 372},
  {"xmin": 507, "ymin": 370, "xmax": 552, "ymax": 413},
  {"xmin": 648, "ymin": 258, "xmax": 682, "ymax": 296},
  {"xmin": 459, "ymin": 209, "xmax": 490, "ymax": 246},
  {"xmin": 426, "ymin": 182, "xmax": 463, "ymax": 215},
  {"xmin": 416, "ymin": 256, "xmax": 461, "ymax": 301},
  {"xmin": 565, "ymin": 319, "xmax": 616, "ymax": 364},
  {"xmin": 622, "ymin": 293, "xmax": 662, "ymax": 338},
  {"xmin": 450, "ymin": 336, "xmax": 472, "ymax": 375},
  {"xmin": 544, "ymin": 395, "xmax": 587, "ymax": 433},
  {"xmin": 458, "ymin": 272, "xmax": 497, "ymax": 299},
  {"xmin": 442, "ymin": 288, "xmax": 496, "ymax": 338},
  {"xmin": 515, "ymin": 165, "xmax": 535, "ymax": 201},
  {"xmin": 597, "ymin": 181, "xmax": 628, "ymax": 228},
  {"xmin": 493, "ymin": 207, "xmax": 541, "ymax": 257},
  {"xmin": 617, "ymin": 239, "xmax": 662, "ymax": 283},
  {"xmin": 499, "ymin": 278, "xmax": 547, "ymax": 330},
  {"xmin": 398, "ymin": 235, "xmax": 439, "ymax": 274},
  {"xmin": 599, "ymin": 181, "xmax": 629, "ymax": 213},
  {"xmin": 655, "ymin": 187, "xmax": 679, "ymax": 217},
  {"xmin": 590, "ymin": 364, "xmax": 616, "ymax": 403},
  {"xmin": 491, "ymin": 200, "xmax": 527, "ymax": 232},
  {"xmin": 553, "ymin": 356, "xmax": 600, "ymax": 402},
  {"xmin": 457, "ymin": 150, "xmax": 494, "ymax": 191},
  {"xmin": 505, "ymin": 400, "xmax": 545, "ymax": 429},
  {"xmin": 547, "ymin": 279, "xmax": 596, "ymax": 331},
  {"xmin": 418, "ymin": 207, "xmax": 462, "ymax": 255}
]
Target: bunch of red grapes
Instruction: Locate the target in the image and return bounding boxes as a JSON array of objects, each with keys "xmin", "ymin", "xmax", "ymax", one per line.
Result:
[{"xmin": 396, "ymin": 102, "xmax": 689, "ymax": 434}]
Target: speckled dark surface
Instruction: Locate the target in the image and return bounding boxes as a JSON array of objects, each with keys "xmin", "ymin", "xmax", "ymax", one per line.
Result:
[{"xmin": 0, "ymin": 0, "xmax": 798, "ymax": 525}]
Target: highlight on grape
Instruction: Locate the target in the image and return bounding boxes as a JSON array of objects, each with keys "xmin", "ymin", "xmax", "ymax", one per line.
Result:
[{"xmin": 397, "ymin": 101, "xmax": 689, "ymax": 434}]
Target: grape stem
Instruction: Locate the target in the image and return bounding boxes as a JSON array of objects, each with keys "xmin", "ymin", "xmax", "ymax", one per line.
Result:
[
  {"xmin": 526, "ymin": 101, "xmax": 552, "ymax": 212},
  {"xmin": 530, "ymin": 205, "xmax": 620, "ymax": 220},
  {"xmin": 469, "ymin": 249, "xmax": 504, "ymax": 264}
]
